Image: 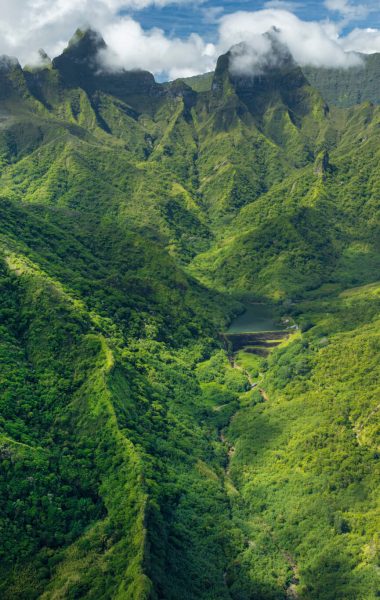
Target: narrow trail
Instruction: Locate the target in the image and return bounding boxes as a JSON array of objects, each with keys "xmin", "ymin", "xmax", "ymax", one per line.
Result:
[
  {"xmin": 231, "ymin": 357, "xmax": 270, "ymax": 402},
  {"xmin": 232, "ymin": 359, "xmax": 256, "ymax": 388},
  {"xmin": 284, "ymin": 554, "xmax": 300, "ymax": 599},
  {"xmin": 220, "ymin": 353, "xmax": 271, "ymax": 475},
  {"xmin": 218, "ymin": 328, "xmax": 293, "ymax": 596},
  {"xmin": 259, "ymin": 388, "xmax": 270, "ymax": 402}
]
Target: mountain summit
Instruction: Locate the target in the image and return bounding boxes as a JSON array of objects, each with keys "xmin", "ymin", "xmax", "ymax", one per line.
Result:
[
  {"xmin": 67, "ymin": 28, "xmax": 106, "ymax": 56},
  {"xmin": 52, "ymin": 28, "xmax": 107, "ymax": 86},
  {"xmin": 212, "ymin": 35, "xmax": 323, "ymax": 124}
]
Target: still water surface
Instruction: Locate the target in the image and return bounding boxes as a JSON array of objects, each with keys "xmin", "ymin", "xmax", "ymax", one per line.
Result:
[{"xmin": 227, "ymin": 304, "xmax": 283, "ymax": 334}]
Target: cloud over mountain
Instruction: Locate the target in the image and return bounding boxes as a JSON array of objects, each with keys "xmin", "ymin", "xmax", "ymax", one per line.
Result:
[
  {"xmin": 341, "ymin": 27, "xmax": 380, "ymax": 53},
  {"xmin": 0, "ymin": 1, "xmax": 379, "ymax": 77},
  {"xmin": 0, "ymin": 0, "xmax": 202, "ymax": 64},
  {"xmin": 218, "ymin": 9, "xmax": 362, "ymax": 72},
  {"xmin": 100, "ymin": 17, "xmax": 216, "ymax": 79}
]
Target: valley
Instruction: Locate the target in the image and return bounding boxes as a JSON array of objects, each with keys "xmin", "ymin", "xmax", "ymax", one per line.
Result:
[{"xmin": 0, "ymin": 27, "xmax": 378, "ymax": 600}]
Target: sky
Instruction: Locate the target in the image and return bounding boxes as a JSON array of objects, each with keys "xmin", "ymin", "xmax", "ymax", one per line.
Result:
[{"xmin": 1, "ymin": 0, "xmax": 380, "ymax": 78}]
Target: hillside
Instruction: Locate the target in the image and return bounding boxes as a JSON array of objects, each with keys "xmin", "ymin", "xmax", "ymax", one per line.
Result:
[
  {"xmin": 0, "ymin": 29, "xmax": 379, "ymax": 599},
  {"xmin": 176, "ymin": 72, "xmax": 214, "ymax": 93},
  {"xmin": 303, "ymin": 53, "xmax": 380, "ymax": 107}
]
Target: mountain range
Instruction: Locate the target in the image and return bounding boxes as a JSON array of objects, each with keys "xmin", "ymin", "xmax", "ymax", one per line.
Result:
[{"xmin": 0, "ymin": 28, "xmax": 379, "ymax": 600}]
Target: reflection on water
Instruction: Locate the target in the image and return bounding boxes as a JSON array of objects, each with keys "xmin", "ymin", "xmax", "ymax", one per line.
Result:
[{"xmin": 227, "ymin": 303, "xmax": 283, "ymax": 334}]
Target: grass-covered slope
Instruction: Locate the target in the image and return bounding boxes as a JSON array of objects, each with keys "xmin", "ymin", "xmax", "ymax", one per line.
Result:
[{"xmin": 176, "ymin": 72, "xmax": 213, "ymax": 93}]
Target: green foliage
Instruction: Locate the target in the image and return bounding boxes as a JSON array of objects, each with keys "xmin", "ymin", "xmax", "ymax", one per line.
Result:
[
  {"xmin": 304, "ymin": 53, "xmax": 380, "ymax": 107},
  {"xmin": 226, "ymin": 287, "xmax": 380, "ymax": 598},
  {"xmin": 0, "ymin": 31, "xmax": 378, "ymax": 599}
]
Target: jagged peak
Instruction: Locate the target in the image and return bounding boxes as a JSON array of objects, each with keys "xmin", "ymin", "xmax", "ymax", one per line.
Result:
[
  {"xmin": 38, "ymin": 49, "xmax": 52, "ymax": 66},
  {"xmin": 210, "ymin": 32, "xmax": 319, "ymax": 126},
  {"xmin": 24, "ymin": 49, "xmax": 52, "ymax": 73},
  {"xmin": 0, "ymin": 55, "xmax": 21, "ymax": 72},
  {"xmin": 65, "ymin": 27, "xmax": 106, "ymax": 58},
  {"xmin": 211, "ymin": 30, "xmax": 303, "ymax": 100},
  {"xmin": 262, "ymin": 28, "xmax": 295, "ymax": 67},
  {"xmin": 0, "ymin": 54, "xmax": 27, "ymax": 101},
  {"xmin": 52, "ymin": 27, "xmax": 107, "ymax": 84},
  {"xmin": 224, "ymin": 30, "xmax": 297, "ymax": 81}
]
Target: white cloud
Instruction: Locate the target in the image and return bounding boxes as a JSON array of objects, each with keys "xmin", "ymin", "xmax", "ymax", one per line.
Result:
[
  {"xmin": 324, "ymin": 0, "xmax": 371, "ymax": 21},
  {"xmin": 218, "ymin": 10, "xmax": 362, "ymax": 70},
  {"xmin": 264, "ymin": 1, "xmax": 303, "ymax": 10},
  {"xmin": 100, "ymin": 17, "xmax": 217, "ymax": 79},
  {"xmin": 340, "ymin": 27, "xmax": 380, "ymax": 53},
  {"xmin": 0, "ymin": 2, "xmax": 379, "ymax": 78},
  {"xmin": 0, "ymin": 0, "xmax": 200, "ymax": 63},
  {"xmin": 228, "ymin": 37, "xmax": 276, "ymax": 77},
  {"xmin": 201, "ymin": 6, "xmax": 224, "ymax": 25},
  {"xmin": 101, "ymin": 8, "xmax": 369, "ymax": 79}
]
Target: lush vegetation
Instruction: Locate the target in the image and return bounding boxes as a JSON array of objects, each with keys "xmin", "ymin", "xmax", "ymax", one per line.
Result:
[
  {"xmin": 0, "ymin": 28, "xmax": 378, "ymax": 599},
  {"xmin": 227, "ymin": 287, "xmax": 380, "ymax": 598}
]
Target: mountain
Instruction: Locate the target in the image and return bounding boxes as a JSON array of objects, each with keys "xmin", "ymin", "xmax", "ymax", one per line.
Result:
[
  {"xmin": 303, "ymin": 53, "xmax": 380, "ymax": 107},
  {"xmin": 183, "ymin": 52, "xmax": 380, "ymax": 109},
  {"xmin": 0, "ymin": 29, "xmax": 379, "ymax": 600}
]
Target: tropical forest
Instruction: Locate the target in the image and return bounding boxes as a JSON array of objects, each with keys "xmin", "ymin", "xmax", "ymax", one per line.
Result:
[{"xmin": 0, "ymin": 17, "xmax": 378, "ymax": 600}]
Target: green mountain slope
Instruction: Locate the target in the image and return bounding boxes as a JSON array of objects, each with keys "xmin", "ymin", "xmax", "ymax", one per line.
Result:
[
  {"xmin": 0, "ymin": 29, "xmax": 378, "ymax": 599},
  {"xmin": 0, "ymin": 196, "xmax": 235, "ymax": 599},
  {"xmin": 176, "ymin": 72, "xmax": 214, "ymax": 93},
  {"xmin": 303, "ymin": 53, "xmax": 380, "ymax": 107},
  {"xmin": 189, "ymin": 53, "xmax": 380, "ymax": 299}
]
